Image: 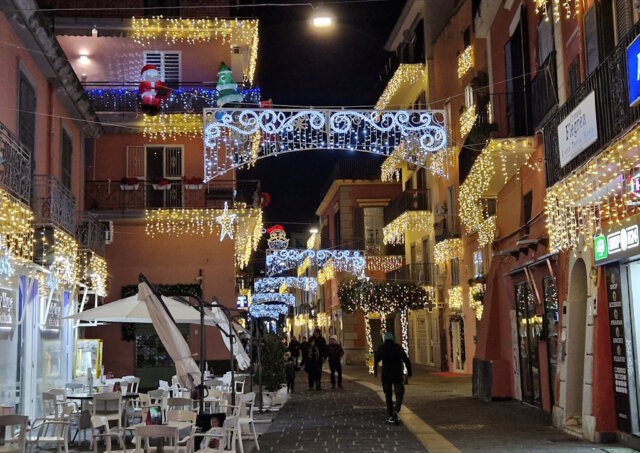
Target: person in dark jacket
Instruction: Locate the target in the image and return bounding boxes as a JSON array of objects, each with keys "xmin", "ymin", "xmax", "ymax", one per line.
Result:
[
  {"xmin": 288, "ymin": 336, "xmax": 301, "ymax": 366},
  {"xmin": 285, "ymin": 357, "xmax": 296, "ymax": 393},
  {"xmin": 374, "ymin": 332, "xmax": 412, "ymax": 424},
  {"xmin": 304, "ymin": 338, "xmax": 323, "ymax": 390},
  {"xmin": 326, "ymin": 335, "xmax": 344, "ymax": 389},
  {"xmin": 299, "ymin": 336, "xmax": 309, "ymax": 368}
]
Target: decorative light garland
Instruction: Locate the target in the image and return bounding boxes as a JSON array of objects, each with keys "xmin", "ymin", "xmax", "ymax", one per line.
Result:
[
  {"xmin": 365, "ymin": 315, "xmax": 374, "ymax": 374},
  {"xmin": 294, "ymin": 313, "xmax": 309, "ymax": 327},
  {"xmin": 375, "ymin": 64, "xmax": 426, "ymax": 111},
  {"xmin": 251, "ymin": 292, "xmax": 295, "ymax": 306},
  {"xmin": 267, "ymin": 249, "xmax": 365, "ymax": 278},
  {"xmin": 447, "ymin": 286, "xmax": 463, "ymax": 311},
  {"xmin": 459, "ymin": 105, "xmax": 477, "ymax": 138},
  {"xmin": 338, "ymin": 279, "xmax": 434, "ymax": 314},
  {"xmin": 365, "ymin": 255, "xmax": 404, "ymax": 273},
  {"xmin": 545, "ymin": 125, "xmax": 640, "ymax": 252},
  {"xmin": 306, "ymin": 232, "xmax": 317, "ymax": 250},
  {"xmin": 317, "ymin": 260, "xmax": 336, "ymax": 285},
  {"xmin": 130, "ymin": 17, "xmax": 259, "ymax": 83},
  {"xmin": 383, "ymin": 211, "xmax": 433, "ymax": 245},
  {"xmin": 457, "ymin": 45, "xmax": 474, "ymax": 79},
  {"xmin": 0, "ymin": 188, "xmax": 34, "ymax": 263},
  {"xmin": 297, "ymin": 256, "xmax": 311, "ymax": 277},
  {"xmin": 434, "ymin": 238, "xmax": 462, "ymax": 265},
  {"xmin": 216, "ymin": 202, "xmax": 237, "ymax": 241},
  {"xmin": 400, "ymin": 308, "xmax": 409, "ymax": 374},
  {"xmin": 459, "ymin": 138, "xmax": 536, "ymax": 243},
  {"xmin": 534, "ymin": 0, "xmax": 579, "ymax": 23},
  {"xmin": 249, "ymin": 302, "xmax": 289, "ymax": 319},
  {"xmin": 143, "ymin": 113, "xmax": 203, "ymax": 140},
  {"xmin": 203, "ymin": 108, "xmax": 447, "ymax": 182},
  {"xmin": 469, "ymin": 283, "xmax": 484, "ymax": 321},
  {"xmin": 51, "ymin": 229, "xmax": 79, "ymax": 288},
  {"xmin": 254, "ymin": 277, "xmax": 318, "ymax": 295},
  {"xmin": 78, "ymin": 250, "xmax": 109, "ymax": 297},
  {"xmin": 316, "ymin": 312, "xmax": 330, "ymax": 328}
]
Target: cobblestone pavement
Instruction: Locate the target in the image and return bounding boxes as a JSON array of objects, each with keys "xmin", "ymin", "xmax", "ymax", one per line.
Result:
[{"xmin": 255, "ymin": 369, "xmax": 427, "ymax": 453}]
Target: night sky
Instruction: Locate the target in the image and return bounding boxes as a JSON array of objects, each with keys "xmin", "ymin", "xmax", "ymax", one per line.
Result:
[{"xmin": 238, "ymin": 0, "xmax": 407, "ymax": 234}]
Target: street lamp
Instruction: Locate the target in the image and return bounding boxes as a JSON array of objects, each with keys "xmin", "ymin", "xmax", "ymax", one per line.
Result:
[{"xmin": 310, "ymin": 7, "xmax": 334, "ymax": 29}]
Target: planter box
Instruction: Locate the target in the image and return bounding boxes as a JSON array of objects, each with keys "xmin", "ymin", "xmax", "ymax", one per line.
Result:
[
  {"xmin": 152, "ymin": 184, "xmax": 172, "ymax": 191},
  {"xmin": 184, "ymin": 184, "xmax": 204, "ymax": 190},
  {"xmin": 120, "ymin": 184, "xmax": 139, "ymax": 191}
]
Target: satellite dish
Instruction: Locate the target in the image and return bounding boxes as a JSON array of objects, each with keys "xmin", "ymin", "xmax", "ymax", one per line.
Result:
[{"xmin": 403, "ymin": 29, "xmax": 416, "ymax": 44}]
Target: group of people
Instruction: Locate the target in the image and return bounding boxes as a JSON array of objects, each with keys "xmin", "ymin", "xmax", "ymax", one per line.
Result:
[
  {"xmin": 286, "ymin": 328, "xmax": 344, "ymax": 391},
  {"xmin": 285, "ymin": 328, "xmax": 412, "ymax": 425}
]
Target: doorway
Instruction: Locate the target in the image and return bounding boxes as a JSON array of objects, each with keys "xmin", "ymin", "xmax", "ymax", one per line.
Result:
[
  {"xmin": 146, "ymin": 146, "xmax": 183, "ymax": 209},
  {"xmin": 515, "ymin": 282, "xmax": 541, "ymax": 406},
  {"xmin": 450, "ymin": 316, "xmax": 464, "ymax": 372},
  {"xmin": 565, "ymin": 258, "xmax": 588, "ymax": 426}
]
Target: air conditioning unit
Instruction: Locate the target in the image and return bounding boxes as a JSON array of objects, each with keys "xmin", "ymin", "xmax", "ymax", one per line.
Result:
[
  {"xmin": 435, "ymin": 203, "xmax": 447, "ymax": 216},
  {"xmin": 102, "ymin": 221, "xmax": 114, "ymax": 244}
]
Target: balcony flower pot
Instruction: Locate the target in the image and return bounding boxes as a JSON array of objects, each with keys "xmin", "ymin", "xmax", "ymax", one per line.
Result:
[
  {"xmin": 184, "ymin": 183, "xmax": 204, "ymax": 190},
  {"xmin": 120, "ymin": 184, "xmax": 139, "ymax": 191},
  {"xmin": 183, "ymin": 177, "xmax": 203, "ymax": 190},
  {"xmin": 152, "ymin": 183, "xmax": 172, "ymax": 191}
]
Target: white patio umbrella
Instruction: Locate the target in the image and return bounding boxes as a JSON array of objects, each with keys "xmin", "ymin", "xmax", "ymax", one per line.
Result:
[{"xmin": 205, "ymin": 306, "xmax": 251, "ymax": 370}]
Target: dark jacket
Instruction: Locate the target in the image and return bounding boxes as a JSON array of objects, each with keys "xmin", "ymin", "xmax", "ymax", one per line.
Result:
[
  {"xmin": 374, "ymin": 340, "xmax": 412, "ymax": 383},
  {"xmin": 326, "ymin": 343, "xmax": 344, "ymax": 364},
  {"xmin": 285, "ymin": 362, "xmax": 296, "ymax": 381},
  {"xmin": 313, "ymin": 335, "xmax": 327, "ymax": 359},
  {"xmin": 299, "ymin": 340, "xmax": 310, "ymax": 365},
  {"xmin": 304, "ymin": 342, "xmax": 322, "ymax": 371},
  {"xmin": 288, "ymin": 339, "xmax": 301, "ymax": 358}
]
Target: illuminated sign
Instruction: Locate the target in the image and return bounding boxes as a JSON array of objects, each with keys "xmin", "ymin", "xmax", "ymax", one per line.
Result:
[
  {"xmin": 627, "ymin": 34, "xmax": 640, "ymax": 107},
  {"xmin": 594, "ymin": 234, "xmax": 607, "ymax": 261},
  {"xmin": 595, "ymin": 224, "xmax": 640, "ymax": 264},
  {"xmin": 237, "ymin": 296, "xmax": 248, "ymax": 310}
]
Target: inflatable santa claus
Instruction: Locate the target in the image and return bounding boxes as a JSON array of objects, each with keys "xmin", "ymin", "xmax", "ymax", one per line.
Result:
[{"xmin": 138, "ymin": 64, "xmax": 169, "ymax": 116}]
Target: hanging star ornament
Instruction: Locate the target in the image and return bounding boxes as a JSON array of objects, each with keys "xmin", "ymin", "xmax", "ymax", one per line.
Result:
[{"xmin": 216, "ymin": 202, "xmax": 237, "ymax": 241}]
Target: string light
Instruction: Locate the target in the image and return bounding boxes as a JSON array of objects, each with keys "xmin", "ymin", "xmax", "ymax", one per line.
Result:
[
  {"xmin": 457, "ymin": 45, "xmax": 474, "ymax": 79},
  {"xmin": 469, "ymin": 283, "xmax": 484, "ymax": 320},
  {"xmin": 216, "ymin": 202, "xmax": 237, "ymax": 241},
  {"xmin": 381, "ymin": 152, "xmax": 402, "ymax": 182},
  {"xmin": 545, "ymin": 124, "xmax": 640, "ymax": 252},
  {"xmin": 130, "ymin": 17, "xmax": 260, "ymax": 83},
  {"xmin": 375, "ymin": 64, "xmax": 426, "ymax": 111},
  {"xmin": 459, "ymin": 138, "xmax": 536, "ymax": 243},
  {"xmin": 459, "ymin": 105, "xmax": 477, "ymax": 138},
  {"xmin": 254, "ymin": 277, "xmax": 318, "ymax": 295},
  {"xmin": 365, "ymin": 255, "xmax": 403, "ymax": 273},
  {"xmin": 338, "ymin": 279, "xmax": 434, "ymax": 314},
  {"xmin": 143, "ymin": 113, "xmax": 203, "ymax": 140},
  {"xmin": 297, "ymin": 256, "xmax": 311, "ymax": 277},
  {"xmin": 447, "ymin": 286, "xmax": 463, "ymax": 311},
  {"xmin": 534, "ymin": 0, "xmax": 578, "ymax": 22},
  {"xmin": 249, "ymin": 302, "xmax": 288, "ymax": 319},
  {"xmin": 267, "ymin": 249, "xmax": 365, "ymax": 278},
  {"xmin": 306, "ymin": 232, "xmax": 317, "ymax": 250},
  {"xmin": 251, "ymin": 292, "xmax": 295, "ymax": 306},
  {"xmin": 316, "ymin": 312, "xmax": 330, "ymax": 328},
  {"xmin": 317, "ymin": 260, "xmax": 336, "ymax": 285},
  {"xmin": 51, "ymin": 229, "xmax": 79, "ymax": 288},
  {"xmin": 78, "ymin": 251, "xmax": 109, "ymax": 297},
  {"xmin": 383, "ymin": 211, "xmax": 433, "ymax": 245},
  {"xmin": 0, "ymin": 188, "xmax": 34, "ymax": 263},
  {"xmin": 434, "ymin": 238, "xmax": 462, "ymax": 265},
  {"xmin": 365, "ymin": 315, "xmax": 374, "ymax": 374}
]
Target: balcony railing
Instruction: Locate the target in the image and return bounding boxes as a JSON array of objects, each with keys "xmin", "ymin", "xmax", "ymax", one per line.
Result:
[
  {"xmin": 33, "ymin": 176, "xmax": 77, "ymax": 235},
  {"xmin": 0, "ymin": 122, "xmax": 32, "ymax": 204},
  {"xmin": 77, "ymin": 217, "xmax": 105, "ymax": 255},
  {"xmin": 544, "ymin": 21, "xmax": 640, "ymax": 187},
  {"xmin": 383, "ymin": 189, "xmax": 431, "ymax": 225},
  {"xmin": 434, "ymin": 217, "xmax": 461, "ymax": 243},
  {"xmin": 84, "ymin": 179, "xmax": 261, "ymax": 212},
  {"xmin": 387, "ymin": 262, "xmax": 435, "ymax": 286},
  {"xmin": 531, "ymin": 51, "xmax": 558, "ymax": 130},
  {"xmin": 84, "ymin": 83, "xmax": 261, "ymax": 114}
]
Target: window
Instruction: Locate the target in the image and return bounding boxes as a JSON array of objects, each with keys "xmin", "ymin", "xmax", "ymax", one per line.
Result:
[
  {"xmin": 333, "ymin": 209, "xmax": 341, "ymax": 247},
  {"xmin": 464, "ymin": 85, "xmax": 474, "ymax": 108},
  {"xmin": 567, "ymin": 58, "xmax": 581, "ymax": 97},
  {"xmin": 61, "ymin": 129, "xmax": 72, "ymax": 190},
  {"xmin": 18, "ymin": 72, "xmax": 36, "ymax": 155},
  {"xmin": 615, "ymin": 0, "xmax": 634, "ymax": 43},
  {"xmin": 504, "ymin": 8, "xmax": 532, "ymax": 136},
  {"xmin": 450, "ymin": 258, "xmax": 460, "ymax": 285},
  {"xmin": 143, "ymin": 51, "xmax": 181, "ymax": 86},
  {"xmin": 537, "ymin": 17, "xmax": 554, "ymax": 67},
  {"xmin": 363, "ymin": 207, "xmax": 384, "ymax": 255},
  {"xmin": 473, "ymin": 250, "xmax": 483, "ymax": 278}
]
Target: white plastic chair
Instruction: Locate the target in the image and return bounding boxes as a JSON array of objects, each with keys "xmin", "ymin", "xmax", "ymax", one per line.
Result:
[
  {"xmin": 0, "ymin": 415, "xmax": 28, "ymax": 453},
  {"xmin": 196, "ymin": 416, "xmax": 238, "ymax": 453},
  {"xmin": 236, "ymin": 392, "xmax": 259, "ymax": 452},
  {"xmin": 91, "ymin": 393, "xmax": 124, "ymax": 433},
  {"xmin": 90, "ymin": 415, "xmax": 130, "ymax": 453},
  {"xmin": 26, "ymin": 405, "xmax": 73, "ymax": 453},
  {"xmin": 167, "ymin": 410, "xmax": 196, "ymax": 453},
  {"xmin": 134, "ymin": 425, "xmax": 179, "ymax": 453}
]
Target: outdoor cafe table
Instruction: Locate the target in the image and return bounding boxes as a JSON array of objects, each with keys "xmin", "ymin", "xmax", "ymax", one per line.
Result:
[{"xmin": 125, "ymin": 420, "xmax": 193, "ymax": 451}]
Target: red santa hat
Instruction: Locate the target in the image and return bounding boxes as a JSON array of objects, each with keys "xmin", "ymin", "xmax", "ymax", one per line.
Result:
[
  {"xmin": 266, "ymin": 225, "xmax": 285, "ymax": 234},
  {"xmin": 140, "ymin": 64, "xmax": 158, "ymax": 76}
]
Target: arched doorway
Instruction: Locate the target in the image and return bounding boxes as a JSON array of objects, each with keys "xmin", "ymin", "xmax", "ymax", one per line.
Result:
[{"xmin": 565, "ymin": 258, "xmax": 588, "ymax": 426}]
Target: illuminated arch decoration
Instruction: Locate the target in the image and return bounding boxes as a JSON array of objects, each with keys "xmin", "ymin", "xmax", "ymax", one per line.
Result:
[
  {"xmin": 249, "ymin": 302, "xmax": 289, "ymax": 319},
  {"xmin": 251, "ymin": 292, "xmax": 296, "ymax": 306},
  {"xmin": 266, "ymin": 249, "xmax": 365, "ymax": 278},
  {"xmin": 254, "ymin": 277, "xmax": 318, "ymax": 295},
  {"xmin": 203, "ymin": 108, "xmax": 447, "ymax": 182}
]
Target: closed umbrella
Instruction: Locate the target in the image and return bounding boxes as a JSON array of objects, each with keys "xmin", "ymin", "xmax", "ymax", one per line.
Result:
[{"xmin": 206, "ymin": 306, "xmax": 251, "ymax": 370}]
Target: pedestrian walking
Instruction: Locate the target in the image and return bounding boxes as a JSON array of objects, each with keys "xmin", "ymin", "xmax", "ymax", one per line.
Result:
[
  {"xmin": 326, "ymin": 335, "xmax": 344, "ymax": 389},
  {"xmin": 374, "ymin": 332, "xmax": 412, "ymax": 425},
  {"xmin": 304, "ymin": 337, "xmax": 323, "ymax": 390},
  {"xmin": 299, "ymin": 336, "xmax": 309, "ymax": 369},
  {"xmin": 288, "ymin": 336, "xmax": 301, "ymax": 366},
  {"xmin": 285, "ymin": 357, "xmax": 296, "ymax": 393}
]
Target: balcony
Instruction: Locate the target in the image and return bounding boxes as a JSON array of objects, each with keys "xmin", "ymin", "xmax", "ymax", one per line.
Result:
[
  {"xmin": 84, "ymin": 83, "xmax": 261, "ymax": 114},
  {"xmin": 434, "ymin": 217, "xmax": 461, "ymax": 243},
  {"xmin": 384, "ymin": 189, "xmax": 431, "ymax": 225},
  {"xmin": 84, "ymin": 179, "xmax": 261, "ymax": 213},
  {"xmin": 387, "ymin": 262, "xmax": 435, "ymax": 286},
  {"xmin": 33, "ymin": 176, "xmax": 76, "ymax": 236},
  {"xmin": 531, "ymin": 51, "xmax": 557, "ymax": 130},
  {"xmin": 76, "ymin": 217, "xmax": 106, "ymax": 256},
  {"xmin": 544, "ymin": 21, "xmax": 640, "ymax": 187},
  {"xmin": 0, "ymin": 122, "xmax": 32, "ymax": 204}
]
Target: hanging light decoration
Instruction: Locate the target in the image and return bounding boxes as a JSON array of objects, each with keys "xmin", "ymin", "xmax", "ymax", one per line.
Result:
[
  {"xmin": 383, "ymin": 211, "xmax": 433, "ymax": 245},
  {"xmin": 375, "ymin": 64, "xmax": 426, "ymax": 111},
  {"xmin": 434, "ymin": 238, "xmax": 462, "ymax": 265},
  {"xmin": 447, "ymin": 286, "xmax": 463, "ymax": 311},
  {"xmin": 457, "ymin": 45, "xmax": 474, "ymax": 79}
]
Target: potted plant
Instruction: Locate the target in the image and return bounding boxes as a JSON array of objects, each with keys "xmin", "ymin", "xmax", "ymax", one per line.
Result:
[
  {"xmin": 183, "ymin": 176, "xmax": 204, "ymax": 190},
  {"xmin": 120, "ymin": 177, "xmax": 139, "ymax": 191},
  {"xmin": 260, "ymin": 332, "xmax": 287, "ymax": 407},
  {"xmin": 152, "ymin": 178, "xmax": 171, "ymax": 191}
]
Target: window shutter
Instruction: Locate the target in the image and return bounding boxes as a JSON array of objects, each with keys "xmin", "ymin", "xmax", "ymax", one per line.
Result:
[
  {"xmin": 352, "ymin": 207, "xmax": 364, "ymax": 250},
  {"xmin": 143, "ymin": 51, "xmax": 180, "ymax": 85},
  {"xmin": 61, "ymin": 130, "xmax": 73, "ymax": 190},
  {"xmin": 18, "ymin": 74, "xmax": 36, "ymax": 154},
  {"xmin": 584, "ymin": 6, "xmax": 599, "ymax": 75},
  {"xmin": 126, "ymin": 146, "xmax": 145, "ymax": 179},
  {"xmin": 615, "ymin": 0, "xmax": 633, "ymax": 42}
]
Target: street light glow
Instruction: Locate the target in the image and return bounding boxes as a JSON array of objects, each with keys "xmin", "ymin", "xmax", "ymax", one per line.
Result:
[{"xmin": 312, "ymin": 15, "xmax": 333, "ymax": 28}]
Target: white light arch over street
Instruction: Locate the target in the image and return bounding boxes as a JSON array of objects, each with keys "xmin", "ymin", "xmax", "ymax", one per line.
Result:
[{"xmin": 203, "ymin": 108, "xmax": 447, "ymax": 182}]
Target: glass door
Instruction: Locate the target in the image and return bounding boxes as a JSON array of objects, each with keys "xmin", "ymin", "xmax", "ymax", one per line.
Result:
[
  {"xmin": 543, "ymin": 277, "xmax": 559, "ymax": 406},
  {"xmin": 515, "ymin": 282, "xmax": 542, "ymax": 406}
]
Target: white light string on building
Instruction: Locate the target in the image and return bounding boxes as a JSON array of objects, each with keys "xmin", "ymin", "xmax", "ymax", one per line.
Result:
[
  {"xmin": 203, "ymin": 108, "xmax": 447, "ymax": 182},
  {"xmin": 266, "ymin": 249, "xmax": 365, "ymax": 278},
  {"xmin": 251, "ymin": 292, "xmax": 296, "ymax": 306},
  {"xmin": 253, "ymin": 277, "xmax": 318, "ymax": 295}
]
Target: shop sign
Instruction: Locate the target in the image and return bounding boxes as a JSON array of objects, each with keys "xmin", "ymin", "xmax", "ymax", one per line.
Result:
[
  {"xmin": 594, "ymin": 224, "xmax": 640, "ymax": 265},
  {"xmin": 627, "ymin": 34, "xmax": 640, "ymax": 107},
  {"xmin": 557, "ymin": 91, "xmax": 598, "ymax": 167},
  {"xmin": 626, "ymin": 173, "xmax": 640, "ymax": 204},
  {"xmin": 0, "ymin": 291, "xmax": 14, "ymax": 329},
  {"xmin": 605, "ymin": 265, "xmax": 632, "ymax": 432},
  {"xmin": 237, "ymin": 296, "xmax": 248, "ymax": 310}
]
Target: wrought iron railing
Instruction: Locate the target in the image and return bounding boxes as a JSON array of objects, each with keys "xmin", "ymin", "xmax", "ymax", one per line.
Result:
[
  {"xmin": 76, "ymin": 216, "xmax": 105, "ymax": 255},
  {"xmin": 84, "ymin": 83, "xmax": 261, "ymax": 113},
  {"xmin": 84, "ymin": 179, "xmax": 261, "ymax": 212},
  {"xmin": 387, "ymin": 262, "xmax": 435, "ymax": 286},
  {"xmin": 0, "ymin": 122, "xmax": 32, "ymax": 204},
  {"xmin": 543, "ymin": 21, "xmax": 640, "ymax": 187},
  {"xmin": 383, "ymin": 189, "xmax": 431, "ymax": 225},
  {"xmin": 33, "ymin": 175, "xmax": 77, "ymax": 235},
  {"xmin": 531, "ymin": 51, "xmax": 558, "ymax": 130},
  {"xmin": 434, "ymin": 217, "xmax": 461, "ymax": 242}
]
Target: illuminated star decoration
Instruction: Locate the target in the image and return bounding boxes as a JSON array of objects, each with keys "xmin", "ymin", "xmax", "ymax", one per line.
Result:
[{"xmin": 216, "ymin": 202, "xmax": 237, "ymax": 241}]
